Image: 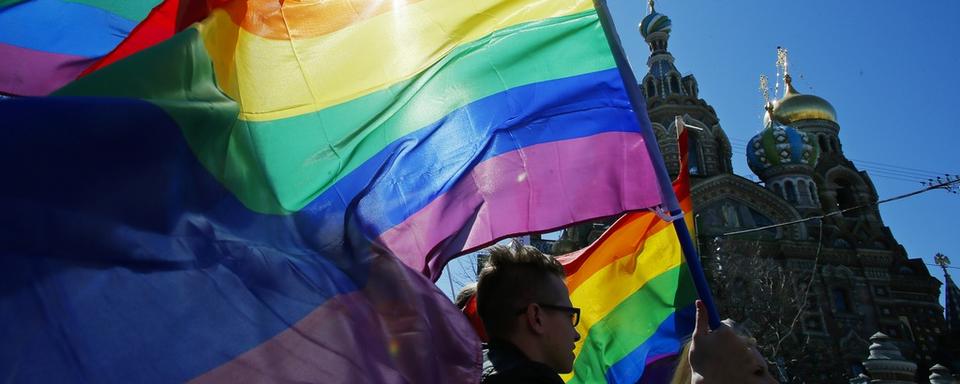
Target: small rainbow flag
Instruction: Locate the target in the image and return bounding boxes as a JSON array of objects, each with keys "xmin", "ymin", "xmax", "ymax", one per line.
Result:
[
  {"xmin": 560, "ymin": 131, "xmax": 697, "ymax": 383},
  {"xmin": 1, "ymin": 0, "xmax": 667, "ymax": 382}
]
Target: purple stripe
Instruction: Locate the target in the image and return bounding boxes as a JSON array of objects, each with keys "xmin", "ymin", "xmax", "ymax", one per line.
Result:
[
  {"xmin": 645, "ymin": 352, "xmax": 677, "ymax": 365},
  {"xmin": 191, "ymin": 257, "xmax": 481, "ymax": 383},
  {"xmin": 379, "ymin": 132, "xmax": 660, "ymax": 279},
  {"xmin": 0, "ymin": 43, "xmax": 94, "ymax": 96},
  {"xmin": 637, "ymin": 354, "xmax": 681, "ymax": 384}
]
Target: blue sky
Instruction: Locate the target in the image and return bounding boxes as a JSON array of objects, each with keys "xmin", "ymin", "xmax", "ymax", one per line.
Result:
[
  {"xmin": 439, "ymin": 1, "xmax": 959, "ymax": 306},
  {"xmin": 608, "ymin": 0, "xmax": 960, "ymax": 305}
]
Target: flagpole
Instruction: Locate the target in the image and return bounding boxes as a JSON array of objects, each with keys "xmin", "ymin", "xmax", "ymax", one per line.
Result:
[{"xmin": 593, "ymin": 0, "xmax": 722, "ymax": 329}]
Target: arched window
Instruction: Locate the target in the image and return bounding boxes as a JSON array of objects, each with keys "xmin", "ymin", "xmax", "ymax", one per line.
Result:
[
  {"xmin": 670, "ymin": 76, "xmax": 681, "ymax": 95},
  {"xmin": 646, "ymin": 79, "xmax": 656, "ymax": 99},
  {"xmin": 819, "ymin": 135, "xmax": 829, "ymax": 153},
  {"xmin": 832, "ymin": 288, "xmax": 850, "ymax": 312},
  {"xmin": 785, "ymin": 180, "xmax": 798, "ymax": 203},
  {"xmin": 773, "ymin": 183, "xmax": 784, "ymax": 198},
  {"xmin": 809, "ymin": 183, "xmax": 818, "ymax": 204},
  {"xmin": 716, "ymin": 138, "xmax": 730, "ymax": 172},
  {"xmin": 835, "ymin": 179, "xmax": 858, "ymax": 216},
  {"xmin": 798, "ymin": 180, "xmax": 811, "ymax": 205}
]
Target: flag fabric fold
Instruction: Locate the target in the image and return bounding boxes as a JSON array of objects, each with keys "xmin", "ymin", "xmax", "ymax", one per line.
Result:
[
  {"xmin": 559, "ymin": 130, "xmax": 696, "ymax": 384},
  {"xmin": 0, "ymin": 0, "xmax": 164, "ymax": 96},
  {"xmin": 1, "ymin": 0, "xmax": 666, "ymax": 382}
]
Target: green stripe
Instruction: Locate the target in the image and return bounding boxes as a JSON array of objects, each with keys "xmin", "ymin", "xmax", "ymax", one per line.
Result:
[
  {"xmin": 201, "ymin": 9, "xmax": 614, "ymax": 214},
  {"xmin": 568, "ymin": 264, "xmax": 697, "ymax": 384},
  {"xmin": 0, "ymin": 0, "xmax": 28, "ymax": 8},
  {"xmin": 61, "ymin": 0, "xmax": 161, "ymax": 22},
  {"xmin": 54, "ymin": 10, "xmax": 614, "ymax": 214},
  {"xmin": 54, "ymin": 28, "xmax": 242, "ymax": 187}
]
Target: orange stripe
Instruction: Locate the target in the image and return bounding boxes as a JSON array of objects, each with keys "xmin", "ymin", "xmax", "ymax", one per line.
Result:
[
  {"xmin": 207, "ymin": 0, "xmax": 424, "ymax": 40},
  {"xmin": 561, "ymin": 195, "xmax": 691, "ymax": 293},
  {"xmin": 563, "ymin": 212, "xmax": 669, "ymax": 293}
]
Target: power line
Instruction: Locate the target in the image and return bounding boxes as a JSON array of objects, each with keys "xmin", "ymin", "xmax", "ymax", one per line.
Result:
[
  {"xmin": 723, "ymin": 136, "xmax": 954, "ymax": 177},
  {"xmin": 722, "ymin": 145, "xmax": 950, "ymax": 185},
  {"xmin": 925, "ymin": 263, "xmax": 960, "ymax": 271},
  {"xmin": 718, "ymin": 177, "xmax": 960, "ymax": 237},
  {"xmin": 725, "ymin": 148, "xmax": 940, "ymax": 180},
  {"xmin": 849, "ymin": 158, "xmax": 953, "ymax": 177},
  {"xmin": 853, "ymin": 164, "xmax": 944, "ymax": 179}
]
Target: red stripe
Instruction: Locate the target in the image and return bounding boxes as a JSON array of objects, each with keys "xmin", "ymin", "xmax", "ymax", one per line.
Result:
[{"xmin": 80, "ymin": 0, "xmax": 209, "ymax": 76}]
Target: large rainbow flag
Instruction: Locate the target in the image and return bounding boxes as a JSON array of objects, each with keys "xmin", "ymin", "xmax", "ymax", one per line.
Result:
[
  {"xmin": 0, "ymin": 0, "xmax": 668, "ymax": 382},
  {"xmin": 559, "ymin": 130, "xmax": 697, "ymax": 383},
  {"xmin": 0, "ymin": 0, "xmax": 163, "ymax": 96}
]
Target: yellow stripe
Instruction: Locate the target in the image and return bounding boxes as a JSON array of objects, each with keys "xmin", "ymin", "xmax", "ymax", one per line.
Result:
[
  {"xmin": 567, "ymin": 225, "xmax": 683, "ymax": 364},
  {"xmin": 564, "ymin": 214, "xmax": 672, "ymax": 292},
  {"xmin": 196, "ymin": 0, "xmax": 594, "ymax": 121}
]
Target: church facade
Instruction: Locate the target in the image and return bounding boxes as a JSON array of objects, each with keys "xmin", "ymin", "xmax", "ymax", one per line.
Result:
[{"xmin": 543, "ymin": 6, "xmax": 949, "ymax": 382}]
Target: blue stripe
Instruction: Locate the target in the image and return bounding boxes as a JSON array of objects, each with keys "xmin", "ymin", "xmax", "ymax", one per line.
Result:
[
  {"xmin": 0, "ymin": 68, "xmax": 642, "ymax": 383},
  {"xmin": 0, "ymin": 96, "xmax": 360, "ymax": 383},
  {"xmin": 288, "ymin": 67, "xmax": 640, "ymax": 245},
  {"xmin": 0, "ymin": 65, "xmax": 642, "ymax": 383},
  {"xmin": 605, "ymin": 305, "xmax": 696, "ymax": 384},
  {"xmin": 0, "ymin": 0, "xmax": 136, "ymax": 57}
]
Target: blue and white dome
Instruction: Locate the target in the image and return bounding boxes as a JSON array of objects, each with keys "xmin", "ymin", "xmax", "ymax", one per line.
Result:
[
  {"xmin": 639, "ymin": 11, "xmax": 671, "ymax": 38},
  {"xmin": 746, "ymin": 121, "xmax": 819, "ymax": 176}
]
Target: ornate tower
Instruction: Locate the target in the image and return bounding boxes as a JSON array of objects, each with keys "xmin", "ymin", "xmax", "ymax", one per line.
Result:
[
  {"xmin": 936, "ymin": 254, "xmax": 960, "ymax": 339},
  {"xmin": 935, "ymin": 253, "xmax": 960, "ymax": 375},
  {"xmin": 549, "ymin": 2, "xmax": 737, "ymax": 254},
  {"xmin": 746, "ymin": 50, "xmax": 948, "ymax": 381},
  {"xmin": 747, "ymin": 104, "xmax": 822, "ymax": 213},
  {"xmin": 763, "ymin": 51, "xmax": 883, "ymax": 234},
  {"xmin": 638, "ymin": 1, "xmax": 732, "ymax": 180}
]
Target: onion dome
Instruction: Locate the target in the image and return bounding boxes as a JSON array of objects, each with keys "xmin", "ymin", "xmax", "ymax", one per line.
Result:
[
  {"xmin": 639, "ymin": 10, "xmax": 671, "ymax": 39},
  {"xmin": 747, "ymin": 114, "xmax": 820, "ymax": 175},
  {"xmin": 766, "ymin": 74, "xmax": 837, "ymax": 125},
  {"xmin": 862, "ymin": 332, "xmax": 918, "ymax": 382}
]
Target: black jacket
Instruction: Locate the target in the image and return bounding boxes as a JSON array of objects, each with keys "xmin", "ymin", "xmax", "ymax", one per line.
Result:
[{"xmin": 480, "ymin": 340, "xmax": 564, "ymax": 384}]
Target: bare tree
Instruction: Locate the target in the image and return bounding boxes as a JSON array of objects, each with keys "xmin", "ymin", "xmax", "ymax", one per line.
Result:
[
  {"xmin": 451, "ymin": 253, "xmax": 479, "ymax": 288},
  {"xmin": 704, "ymin": 233, "xmax": 849, "ymax": 383}
]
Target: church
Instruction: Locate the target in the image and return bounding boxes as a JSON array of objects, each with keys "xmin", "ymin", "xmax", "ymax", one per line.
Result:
[{"xmin": 541, "ymin": 4, "xmax": 955, "ymax": 382}]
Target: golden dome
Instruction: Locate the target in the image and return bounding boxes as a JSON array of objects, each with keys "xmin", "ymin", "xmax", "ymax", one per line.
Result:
[{"xmin": 768, "ymin": 74, "xmax": 837, "ymax": 125}]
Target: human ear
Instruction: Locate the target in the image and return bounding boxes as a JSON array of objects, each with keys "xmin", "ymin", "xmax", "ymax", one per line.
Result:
[{"xmin": 526, "ymin": 304, "xmax": 546, "ymax": 334}]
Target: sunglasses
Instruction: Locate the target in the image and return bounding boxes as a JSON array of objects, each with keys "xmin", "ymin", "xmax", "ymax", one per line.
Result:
[{"xmin": 518, "ymin": 303, "xmax": 581, "ymax": 327}]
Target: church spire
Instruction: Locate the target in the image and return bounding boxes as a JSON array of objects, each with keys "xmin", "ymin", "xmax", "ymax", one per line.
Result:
[
  {"xmin": 776, "ymin": 46, "xmax": 796, "ymax": 98},
  {"xmin": 759, "ymin": 74, "xmax": 774, "ymax": 118},
  {"xmin": 639, "ymin": 3, "xmax": 680, "ymax": 100},
  {"xmin": 765, "ymin": 48, "xmax": 838, "ymax": 127}
]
